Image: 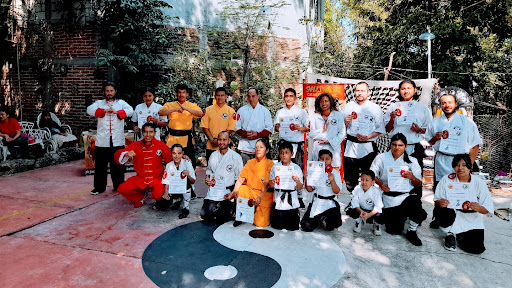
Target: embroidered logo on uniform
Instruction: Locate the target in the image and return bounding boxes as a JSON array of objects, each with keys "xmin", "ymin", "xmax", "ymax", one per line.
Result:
[
  {"xmin": 397, "ymin": 104, "xmax": 402, "ymax": 108},
  {"xmin": 408, "ymin": 102, "xmax": 413, "ymax": 107},
  {"xmin": 294, "ymin": 115, "xmax": 300, "ymax": 121},
  {"xmin": 261, "ymin": 177, "xmax": 265, "ymax": 183},
  {"xmin": 369, "ymin": 116, "xmax": 374, "ymax": 122},
  {"xmin": 365, "ymin": 198, "xmax": 374, "ymax": 205},
  {"xmin": 280, "ymin": 118, "xmax": 284, "ymax": 122},
  {"xmin": 226, "ymin": 164, "xmax": 233, "ymax": 172},
  {"xmin": 448, "ymin": 184, "xmax": 453, "ymax": 189},
  {"xmin": 462, "ymin": 184, "xmax": 469, "ymax": 189},
  {"xmin": 156, "ymin": 149, "xmax": 162, "ymax": 156},
  {"xmin": 454, "ymin": 126, "xmax": 462, "ymax": 136},
  {"xmin": 326, "ymin": 179, "xmax": 331, "ymax": 187},
  {"xmin": 330, "ymin": 119, "xmax": 338, "ymax": 125},
  {"xmin": 448, "ymin": 173, "xmax": 456, "ymax": 179},
  {"xmin": 222, "ymin": 113, "xmax": 228, "ymax": 119},
  {"xmin": 389, "ymin": 168, "xmax": 394, "ymax": 173},
  {"xmin": 139, "ymin": 111, "xmax": 143, "ymax": 114},
  {"xmin": 170, "ymin": 172, "xmax": 175, "ymax": 177}
]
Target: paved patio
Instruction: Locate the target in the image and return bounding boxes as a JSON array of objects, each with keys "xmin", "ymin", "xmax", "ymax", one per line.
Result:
[{"xmin": 0, "ymin": 160, "xmax": 511, "ymax": 287}]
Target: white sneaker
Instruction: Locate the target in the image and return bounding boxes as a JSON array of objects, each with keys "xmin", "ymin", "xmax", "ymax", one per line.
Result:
[
  {"xmin": 373, "ymin": 223, "xmax": 382, "ymax": 236},
  {"xmin": 353, "ymin": 220, "xmax": 362, "ymax": 233}
]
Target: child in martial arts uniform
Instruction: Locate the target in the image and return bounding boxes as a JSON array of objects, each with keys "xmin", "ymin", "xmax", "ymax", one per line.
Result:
[
  {"xmin": 269, "ymin": 140, "xmax": 304, "ymax": 230},
  {"xmin": 345, "ymin": 169, "xmax": 384, "ymax": 236},
  {"xmin": 301, "ymin": 149, "xmax": 343, "ymax": 232},
  {"xmin": 162, "ymin": 144, "xmax": 196, "ymax": 219}
]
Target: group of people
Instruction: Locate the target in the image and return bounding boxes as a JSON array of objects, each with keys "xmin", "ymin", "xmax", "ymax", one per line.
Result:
[{"xmin": 85, "ymin": 80, "xmax": 493, "ymax": 255}]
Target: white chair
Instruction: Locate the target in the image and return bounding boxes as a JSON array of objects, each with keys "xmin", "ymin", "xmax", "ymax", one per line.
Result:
[
  {"xmin": 36, "ymin": 112, "xmax": 72, "ymax": 134},
  {"xmin": 0, "ymin": 136, "xmax": 9, "ymax": 161},
  {"xmin": 19, "ymin": 121, "xmax": 55, "ymax": 153}
]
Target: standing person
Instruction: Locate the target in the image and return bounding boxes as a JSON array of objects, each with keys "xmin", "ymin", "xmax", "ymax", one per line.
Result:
[
  {"xmin": 235, "ymin": 88, "xmax": 273, "ymax": 164},
  {"xmin": 86, "ymin": 82, "xmax": 134, "ymax": 195},
  {"xmin": 274, "ymin": 88, "xmax": 309, "ymax": 208},
  {"xmin": 114, "ymin": 123, "xmax": 172, "ymax": 208},
  {"xmin": 384, "ymin": 80, "xmax": 432, "ymax": 197},
  {"xmin": 268, "ymin": 140, "xmax": 304, "ymax": 231},
  {"xmin": 433, "ymin": 154, "xmax": 493, "ymax": 254},
  {"xmin": 158, "ymin": 84, "xmax": 203, "ymax": 168},
  {"xmin": 370, "ymin": 133, "xmax": 427, "ymax": 246},
  {"xmin": 425, "ymin": 88, "xmax": 482, "ymax": 228},
  {"xmin": 301, "ymin": 149, "xmax": 343, "ymax": 232},
  {"xmin": 131, "ymin": 89, "xmax": 168, "ymax": 141},
  {"xmin": 0, "ymin": 108, "xmax": 30, "ymax": 158},
  {"xmin": 200, "ymin": 87, "xmax": 236, "ymax": 162},
  {"xmin": 341, "ymin": 82, "xmax": 385, "ymax": 192},
  {"xmin": 162, "ymin": 144, "xmax": 196, "ymax": 219},
  {"xmin": 309, "ymin": 93, "xmax": 346, "ymax": 170},
  {"xmin": 225, "ymin": 138, "xmax": 274, "ymax": 227}
]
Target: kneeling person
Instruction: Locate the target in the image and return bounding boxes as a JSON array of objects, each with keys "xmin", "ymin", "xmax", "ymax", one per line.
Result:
[
  {"xmin": 201, "ymin": 131, "xmax": 243, "ymax": 224},
  {"xmin": 301, "ymin": 150, "xmax": 343, "ymax": 232},
  {"xmin": 433, "ymin": 154, "xmax": 493, "ymax": 254},
  {"xmin": 162, "ymin": 144, "xmax": 196, "ymax": 219},
  {"xmin": 115, "ymin": 123, "xmax": 172, "ymax": 208},
  {"xmin": 269, "ymin": 140, "xmax": 304, "ymax": 231},
  {"xmin": 346, "ymin": 170, "xmax": 384, "ymax": 236}
]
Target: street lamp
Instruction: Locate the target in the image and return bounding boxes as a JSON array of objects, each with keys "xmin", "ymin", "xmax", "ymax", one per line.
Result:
[{"xmin": 419, "ymin": 26, "xmax": 435, "ymax": 79}]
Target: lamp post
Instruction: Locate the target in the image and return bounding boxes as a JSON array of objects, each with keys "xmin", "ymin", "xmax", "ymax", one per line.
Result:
[{"xmin": 419, "ymin": 26, "xmax": 435, "ymax": 79}]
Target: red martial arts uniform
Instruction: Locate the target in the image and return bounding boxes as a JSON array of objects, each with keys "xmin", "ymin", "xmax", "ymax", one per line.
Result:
[{"xmin": 115, "ymin": 138, "xmax": 172, "ymax": 207}]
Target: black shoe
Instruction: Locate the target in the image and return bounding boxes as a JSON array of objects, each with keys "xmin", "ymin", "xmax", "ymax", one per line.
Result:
[
  {"xmin": 444, "ymin": 233, "xmax": 456, "ymax": 251},
  {"xmin": 299, "ymin": 198, "xmax": 306, "ymax": 209},
  {"xmin": 430, "ymin": 219, "xmax": 440, "ymax": 229},
  {"xmin": 233, "ymin": 220, "xmax": 243, "ymax": 227},
  {"xmin": 405, "ymin": 230, "xmax": 423, "ymax": 246},
  {"xmin": 90, "ymin": 188, "xmax": 105, "ymax": 195},
  {"xmin": 178, "ymin": 209, "xmax": 189, "ymax": 219},
  {"xmin": 171, "ymin": 200, "xmax": 182, "ymax": 210}
]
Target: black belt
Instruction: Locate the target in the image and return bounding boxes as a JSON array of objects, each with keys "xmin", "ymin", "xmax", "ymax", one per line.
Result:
[
  {"xmin": 226, "ymin": 184, "xmax": 235, "ymax": 191},
  {"xmin": 347, "ymin": 134, "xmax": 371, "ymax": 143},
  {"xmin": 457, "ymin": 209, "xmax": 477, "ymax": 213},
  {"xmin": 278, "ymin": 189, "xmax": 296, "ymax": 206},
  {"xmin": 437, "ymin": 151, "xmax": 456, "ymax": 157},
  {"xmin": 289, "ymin": 141, "xmax": 304, "ymax": 145},
  {"xmin": 384, "ymin": 191, "xmax": 409, "ymax": 197},
  {"xmin": 168, "ymin": 129, "xmax": 192, "ymax": 137},
  {"xmin": 314, "ymin": 194, "xmax": 336, "ymax": 200}
]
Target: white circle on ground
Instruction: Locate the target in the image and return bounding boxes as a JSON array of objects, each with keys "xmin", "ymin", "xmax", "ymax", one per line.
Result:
[{"xmin": 204, "ymin": 265, "xmax": 238, "ymax": 280}]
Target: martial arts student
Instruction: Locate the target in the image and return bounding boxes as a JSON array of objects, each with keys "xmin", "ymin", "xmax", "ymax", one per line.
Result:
[
  {"xmin": 274, "ymin": 88, "xmax": 309, "ymax": 208},
  {"xmin": 87, "ymin": 82, "xmax": 134, "ymax": 194},
  {"xmin": 268, "ymin": 140, "xmax": 304, "ymax": 231},
  {"xmin": 345, "ymin": 169, "xmax": 384, "ymax": 236},
  {"xmin": 309, "ymin": 92, "xmax": 346, "ymax": 170},
  {"xmin": 131, "ymin": 88, "xmax": 168, "ymax": 141},
  {"xmin": 201, "ymin": 131, "xmax": 243, "ymax": 224},
  {"xmin": 370, "ymin": 133, "xmax": 427, "ymax": 246},
  {"xmin": 162, "ymin": 144, "xmax": 196, "ymax": 219},
  {"xmin": 425, "ymin": 88, "xmax": 482, "ymax": 228},
  {"xmin": 341, "ymin": 82, "xmax": 384, "ymax": 192},
  {"xmin": 433, "ymin": 154, "xmax": 493, "ymax": 254},
  {"xmin": 225, "ymin": 138, "xmax": 274, "ymax": 227},
  {"xmin": 301, "ymin": 149, "xmax": 343, "ymax": 232},
  {"xmin": 384, "ymin": 80, "xmax": 432, "ymax": 197}
]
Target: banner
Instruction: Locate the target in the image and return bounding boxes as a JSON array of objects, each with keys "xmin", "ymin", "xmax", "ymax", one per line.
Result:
[{"xmin": 303, "ymin": 83, "xmax": 345, "ymax": 99}]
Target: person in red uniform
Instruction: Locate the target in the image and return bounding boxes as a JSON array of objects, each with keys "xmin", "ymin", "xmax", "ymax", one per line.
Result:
[
  {"xmin": 0, "ymin": 108, "xmax": 30, "ymax": 158},
  {"xmin": 115, "ymin": 122, "xmax": 172, "ymax": 208}
]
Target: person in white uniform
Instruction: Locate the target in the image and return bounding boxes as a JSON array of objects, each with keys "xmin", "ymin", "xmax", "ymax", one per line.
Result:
[
  {"xmin": 201, "ymin": 131, "xmax": 243, "ymax": 224},
  {"xmin": 131, "ymin": 88, "xmax": 168, "ymax": 141},
  {"xmin": 384, "ymin": 80, "xmax": 432, "ymax": 197},
  {"xmin": 341, "ymin": 82, "xmax": 384, "ymax": 192},
  {"xmin": 86, "ymin": 82, "xmax": 134, "ymax": 194},
  {"xmin": 309, "ymin": 92, "xmax": 347, "ymax": 169},
  {"xmin": 269, "ymin": 140, "xmax": 304, "ymax": 231},
  {"xmin": 235, "ymin": 88, "xmax": 273, "ymax": 164},
  {"xmin": 345, "ymin": 169, "xmax": 384, "ymax": 236},
  {"xmin": 371, "ymin": 133, "xmax": 427, "ymax": 246},
  {"xmin": 433, "ymin": 154, "xmax": 493, "ymax": 254},
  {"xmin": 162, "ymin": 144, "xmax": 196, "ymax": 219},
  {"xmin": 301, "ymin": 149, "xmax": 343, "ymax": 232}
]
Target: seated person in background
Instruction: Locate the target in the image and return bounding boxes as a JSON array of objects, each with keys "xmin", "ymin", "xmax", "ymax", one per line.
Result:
[
  {"xmin": 0, "ymin": 108, "xmax": 30, "ymax": 158},
  {"xmin": 301, "ymin": 149, "xmax": 343, "ymax": 232},
  {"xmin": 39, "ymin": 110, "xmax": 77, "ymax": 147},
  {"xmin": 225, "ymin": 138, "xmax": 274, "ymax": 227},
  {"xmin": 201, "ymin": 131, "xmax": 243, "ymax": 224},
  {"xmin": 268, "ymin": 140, "xmax": 304, "ymax": 231},
  {"xmin": 162, "ymin": 144, "xmax": 196, "ymax": 219},
  {"xmin": 345, "ymin": 169, "xmax": 384, "ymax": 236},
  {"xmin": 114, "ymin": 123, "xmax": 172, "ymax": 208},
  {"xmin": 433, "ymin": 154, "xmax": 494, "ymax": 254}
]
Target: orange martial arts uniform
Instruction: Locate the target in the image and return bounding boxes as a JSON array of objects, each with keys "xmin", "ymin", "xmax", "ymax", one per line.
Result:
[
  {"xmin": 114, "ymin": 138, "xmax": 172, "ymax": 206},
  {"xmin": 160, "ymin": 101, "xmax": 202, "ymax": 148},
  {"xmin": 238, "ymin": 157, "xmax": 274, "ymax": 227}
]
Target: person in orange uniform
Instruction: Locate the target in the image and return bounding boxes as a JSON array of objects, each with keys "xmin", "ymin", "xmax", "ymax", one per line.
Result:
[
  {"xmin": 200, "ymin": 87, "xmax": 236, "ymax": 162},
  {"xmin": 226, "ymin": 138, "xmax": 274, "ymax": 227},
  {"xmin": 158, "ymin": 83, "xmax": 203, "ymax": 168},
  {"xmin": 114, "ymin": 122, "xmax": 173, "ymax": 208}
]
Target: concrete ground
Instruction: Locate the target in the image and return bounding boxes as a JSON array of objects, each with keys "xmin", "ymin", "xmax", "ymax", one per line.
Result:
[{"xmin": 0, "ymin": 160, "xmax": 511, "ymax": 288}]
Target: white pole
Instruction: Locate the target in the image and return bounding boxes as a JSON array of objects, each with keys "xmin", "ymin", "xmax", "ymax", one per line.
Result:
[{"xmin": 427, "ymin": 27, "xmax": 432, "ymax": 79}]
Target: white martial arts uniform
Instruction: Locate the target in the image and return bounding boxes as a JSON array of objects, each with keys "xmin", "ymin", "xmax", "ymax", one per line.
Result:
[
  {"xmin": 349, "ymin": 185, "xmax": 384, "ymax": 213},
  {"xmin": 162, "ymin": 159, "xmax": 196, "ymax": 209},
  {"xmin": 309, "ymin": 172, "xmax": 342, "ymax": 217},
  {"xmin": 308, "ymin": 110, "xmax": 346, "ymax": 167},
  {"xmin": 235, "ymin": 103, "xmax": 273, "ymax": 154},
  {"xmin": 205, "ymin": 149, "xmax": 243, "ymax": 201},
  {"xmin": 274, "ymin": 105, "xmax": 309, "ymax": 143},
  {"xmin": 131, "ymin": 102, "xmax": 168, "ymax": 141},
  {"xmin": 86, "ymin": 99, "xmax": 134, "ymax": 147},
  {"xmin": 425, "ymin": 113, "xmax": 482, "ymax": 180},
  {"xmin": 270, "ymin": 162, "xmax": 304, "ymax": 210}
]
